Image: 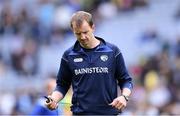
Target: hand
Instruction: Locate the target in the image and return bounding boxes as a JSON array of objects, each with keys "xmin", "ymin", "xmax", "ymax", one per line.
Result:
[
  {"xmin": 109, "ymin": 96, "xmax": 127, "ymax": 110},
  {"xmin": 44, "ymin": 95, "xmax": 58, "ymax": 110}
]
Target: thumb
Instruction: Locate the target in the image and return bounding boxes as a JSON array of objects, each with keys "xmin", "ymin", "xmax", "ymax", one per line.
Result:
[
  {"xmin": 109, "ymin": 99, "xmax": 118, "ymax": 107},
  {"xmin": 109, "ymin": 100, "xmax": 115, "ymax": 106},
  {"xmin": 109, "ymin": 101, "xmax": 113, "ymax": 105}
]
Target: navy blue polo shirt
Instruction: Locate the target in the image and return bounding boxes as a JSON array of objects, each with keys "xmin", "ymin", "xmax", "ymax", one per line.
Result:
[{"xmin": 55, "ymin": 37, "xmax": 133, "ymax": 115}]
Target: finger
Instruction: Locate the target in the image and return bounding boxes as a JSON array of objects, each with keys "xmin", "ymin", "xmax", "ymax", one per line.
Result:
[
  {"xmin": 50, "ymin": 102, "xmax": 56, "ymax": 107},
  {"xmin": 117, "ymin": 104, "xmax": 124, "ymax": 110},
  {"xmin": 49, "ymin": 101, "xmax": 58, "ymax": 110},
  {"xmin": 44, "ymin": 96, "xmax": 58, "ymax": 110},
  {"xmin": 120, "ymin": 105, "xmax": 125, "ymax": 110},
  {"xmin": 113, "ymin": 101, "xmax": 121, "ymax": 108},
  {"xmin": 109, "ymin": 100, "xmax": 118, "ymax": 107},
  {"xmin": 109, "ymin": 101, "xmax": 115, "ymax": 106}
]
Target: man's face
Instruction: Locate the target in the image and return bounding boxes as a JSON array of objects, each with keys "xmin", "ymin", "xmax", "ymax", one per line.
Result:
[{"xmin": 72, "ymin": 21, "xmax": 95, "ymax": 48}]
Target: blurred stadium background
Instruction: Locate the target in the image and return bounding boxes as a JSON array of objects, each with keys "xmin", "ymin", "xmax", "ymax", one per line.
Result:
[{"xmin": 0, "ymin": 0, "xmax": 180, "ymax": 115}]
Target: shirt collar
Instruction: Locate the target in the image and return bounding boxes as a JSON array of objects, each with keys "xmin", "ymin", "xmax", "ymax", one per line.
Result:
[{"xmin": 73, "ymin": 36, "xmax": 106, "ymax": 52}]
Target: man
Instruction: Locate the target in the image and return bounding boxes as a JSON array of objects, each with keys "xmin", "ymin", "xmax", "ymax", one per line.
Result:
[
  {"xmin": 45, "ymin": 11, "xmax": 133, "ymax": 115},
  {"xmin": 31, "ymin": 75, "xmax": 63, "ymax": 115}
]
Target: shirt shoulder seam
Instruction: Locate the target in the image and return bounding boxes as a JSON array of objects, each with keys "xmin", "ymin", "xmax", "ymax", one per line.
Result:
[
  {"xmin": 115, "ymin": 51, "xmax": 121, "ymax": 58},
  {"xmin": 62, "ymin": 57, "xmax": 68, "ymax": 62}
]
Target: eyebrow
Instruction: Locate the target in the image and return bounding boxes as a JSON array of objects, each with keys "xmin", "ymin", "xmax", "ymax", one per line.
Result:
[{"xmin": 75, "ymin": 30, "xmax": 88, "ymax": 35}]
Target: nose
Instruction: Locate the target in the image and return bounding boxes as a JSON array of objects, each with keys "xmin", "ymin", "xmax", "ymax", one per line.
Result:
[{"xmin": 80, "ymin": 33, "xmax": 86, "ymax": 40}]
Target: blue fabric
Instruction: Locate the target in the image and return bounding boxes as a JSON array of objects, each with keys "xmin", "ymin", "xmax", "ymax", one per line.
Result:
[
  {"xmin": 31, "ymin": 98, "xmax": 60, "ymax": 115},
  {"xmin": 55, "ymin": 37, "xmax": 133, "ymax": 114}
]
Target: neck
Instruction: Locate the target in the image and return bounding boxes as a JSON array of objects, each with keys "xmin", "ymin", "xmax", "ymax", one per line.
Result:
[
  {"xmin": 80, "ymin": 36, "xmax": 100, "ymax": 49},
  {"xmin": 90, "ymin": 37, "xmax": 100, "ymax": 48}
]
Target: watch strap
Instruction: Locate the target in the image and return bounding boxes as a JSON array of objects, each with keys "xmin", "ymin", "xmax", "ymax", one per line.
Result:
[{"xmin": 122, "ymin": 95, "xmax": 129, "ymax": 101}]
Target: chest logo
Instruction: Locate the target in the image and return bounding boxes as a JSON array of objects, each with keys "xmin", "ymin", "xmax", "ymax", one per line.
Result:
[
  {"xmin": 100, "ymin": 55, "xmax": 108, "ymax": 62},
  {"xmin": 74, "ymin": 58, "xmax": 83, "ymax": 62}
]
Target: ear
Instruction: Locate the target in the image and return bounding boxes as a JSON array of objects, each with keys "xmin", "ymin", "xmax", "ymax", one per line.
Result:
[{"xmin": 92, "ymin": 24, "xmax": 95, "ymax": 31}]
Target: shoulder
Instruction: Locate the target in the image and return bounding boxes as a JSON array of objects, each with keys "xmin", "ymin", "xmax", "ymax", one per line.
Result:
[
  {"xmin": 105, "ymin": 41, "xmax": 121, "ymax": 57},
  {"xmin": 64, "ymin": 46, "xmax": 74, "ymax": 55},
  {"xmin": 96, "ymin": 36, "xmax": 122, "ymax": 57},
  {"xmin": 106, "ymin": 42, "xmax": 119, "ymax": 50},
  {"xmin": 62, "ymin": 46, "xmax": 74, "ymax": 61}
]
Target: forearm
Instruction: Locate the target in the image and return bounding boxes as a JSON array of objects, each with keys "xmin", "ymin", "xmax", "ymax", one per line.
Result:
[
  {"xmin": 121, "ymin": 87, "xmax": 131, "ymax": 97},
  {"xmin": 110, "ymin": 87, "xmax": 131, "ymax": 109}
]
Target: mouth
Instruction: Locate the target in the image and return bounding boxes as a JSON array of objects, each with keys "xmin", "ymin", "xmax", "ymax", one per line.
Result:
[{"xmin": 80, "ymin": 39, "xmax": 88, "ymax": 44}]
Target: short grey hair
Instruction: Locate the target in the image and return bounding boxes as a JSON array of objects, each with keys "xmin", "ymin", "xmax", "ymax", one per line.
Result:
[{"xmin": 70, "ymin": 11, "xmax": 94, "ymax": 29}]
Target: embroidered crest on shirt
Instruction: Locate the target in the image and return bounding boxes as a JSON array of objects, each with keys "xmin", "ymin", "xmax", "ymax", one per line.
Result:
[
  {"xmin": 74, "ymin": 58, "xmax": 83, "ymax": 62},
  {"xmin": 100, "ymin": 55, "xmax": 108, "ymax": 62}
]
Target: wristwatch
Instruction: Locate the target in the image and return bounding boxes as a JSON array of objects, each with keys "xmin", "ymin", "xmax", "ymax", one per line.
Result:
[{"xmin": 122, "ymin": 95, "xmax": 129, "ymax": 102}]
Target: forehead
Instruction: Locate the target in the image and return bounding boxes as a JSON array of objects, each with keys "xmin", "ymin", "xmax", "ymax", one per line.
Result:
[{"xmin": 72, "ymin": 21, "xmax": 92, "ymax": 32}]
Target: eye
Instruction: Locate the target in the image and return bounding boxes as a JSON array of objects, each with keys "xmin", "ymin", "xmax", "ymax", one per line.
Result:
[
  {"xmin": 75, "ymin": 33, "xmax": 81, "ymax": 36},
  {"xmin": 83, "ymin": 31, "xmax": 88, "ymax": 34}
]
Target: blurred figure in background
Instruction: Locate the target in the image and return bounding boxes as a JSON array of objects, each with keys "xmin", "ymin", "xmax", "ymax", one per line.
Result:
[{"xmin": 31, "ymin": 74, "xmax": 62, "ymax": 115}]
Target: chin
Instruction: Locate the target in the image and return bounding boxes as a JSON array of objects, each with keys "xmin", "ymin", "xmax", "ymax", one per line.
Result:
[{"xmin": 83, "ymin": 44, "xmax": 89, "ymax": 48}]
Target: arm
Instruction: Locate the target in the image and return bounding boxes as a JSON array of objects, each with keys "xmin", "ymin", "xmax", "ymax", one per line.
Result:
[
  {"xmin": 110, "ymin": 88, "xmax": 131, "ymax": 111},
  {"xmin": 110, "ymin": 52, "xmax": 133, "ymax": 110},
  {"xmin": 45, "ymin": 91, "xmax": 64, "ymax": 110},
  {"xmin": 121, "ymin": 87, "xmax": 131, "ymax": 98},
  {"xmin": 50, "ymin": 91, "xmax": 64, "ymax": 103},
  {"xmin": 45, "ymin": 56, "xmax": 72, "ymax": 110}
]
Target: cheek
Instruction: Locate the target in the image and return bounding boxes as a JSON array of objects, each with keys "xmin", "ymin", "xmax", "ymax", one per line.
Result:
[{"xmin": 88, "ymin": 33, "xmax": 93, "ymax": 37}]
